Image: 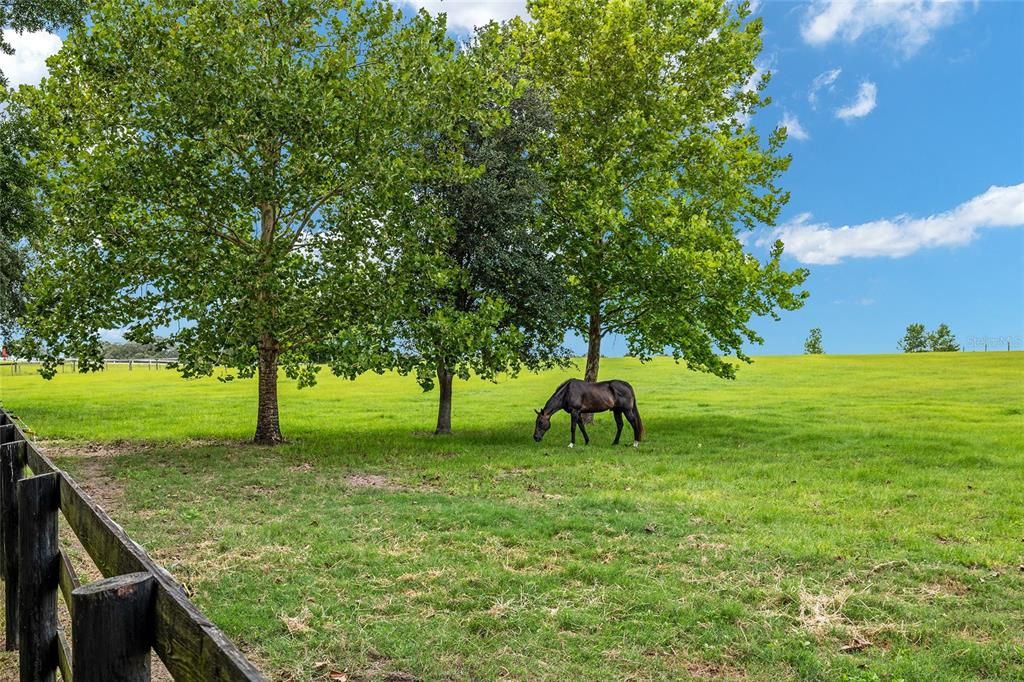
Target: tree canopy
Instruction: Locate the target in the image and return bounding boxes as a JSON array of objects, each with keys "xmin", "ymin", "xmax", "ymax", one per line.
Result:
[
  {"xmin": 14, "ymin": 0, "xmax": 504, "ymax": 442},
  {"xmin": 1, "ymin": 0, "xmax": 86, "ymax": 331},
  {"xmin": 0, "ymin": 108, "xmax": 36, "ymax": 330},
  {"xmin": 515, "ymin": 0, "xmax": 808, "ymax": 382}
]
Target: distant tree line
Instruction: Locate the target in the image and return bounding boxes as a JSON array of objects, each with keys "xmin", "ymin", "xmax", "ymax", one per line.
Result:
[
  {"xmin": 899, "ymin": 323, "xmax": 960, "ymax": 352},
  {"xmin": 101, "ymin": 341, "xmax": 177, "ymax": 360}
]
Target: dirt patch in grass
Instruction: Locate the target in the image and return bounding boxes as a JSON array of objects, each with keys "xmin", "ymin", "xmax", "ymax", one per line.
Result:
[
  {"xmin": 40, "ymin": 438, "xmax": 231, "ymax": 459},
  {"xmin": 798, "ymin": 588, "xmax": 857, "ymax": 637},
  {"xmin": 645, "ymin": 649, "xmax": 748, "ymax": 681},
  {"xmin": 345, "ymin": 474, "xmax": 406, "ymax": 491},
  {"xmin": 919, "ymin": 577, "xmax": 971, "ymax": 599},
  {"xmin": 682, "ymin": 661, "xmax": 748, "ymax": 680},
  {"xmin": 0, "ymin": 617, "xmax": 15, "ymax": 682},
  {"xmin": 67, "ymin": 456, "xmax": 125, "ymax": 516},
  {"xmin": 796, "ymin": 585, "xmax": 912, "ymax": 655},
  {"xmin": 351, "ymin": 654, "xmax": 419, "ymax": 682}
]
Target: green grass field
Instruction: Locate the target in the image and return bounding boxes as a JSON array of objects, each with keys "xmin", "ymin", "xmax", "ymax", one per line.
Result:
[{"xmin": 1, "ymin": 353, "xmax": 1022, "ymax": 681}]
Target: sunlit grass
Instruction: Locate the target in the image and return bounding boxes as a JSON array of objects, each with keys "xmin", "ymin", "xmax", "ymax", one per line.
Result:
[{"xmin": 1, "ymin": 353, "xmax": 1021, "ymax": 681}]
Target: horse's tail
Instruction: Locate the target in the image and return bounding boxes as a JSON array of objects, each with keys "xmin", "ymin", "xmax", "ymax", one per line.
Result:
[{"xmin": 632, "ymin": 395, "xmax": 645, "ymax": 441}]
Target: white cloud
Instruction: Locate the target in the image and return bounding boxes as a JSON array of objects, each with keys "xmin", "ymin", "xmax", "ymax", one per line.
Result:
[
  {"xmin": 808, "ymin": 67, "xmax": 842, "ymax": 108},
  {"xmin": 835, "ymin": 81, "xmax": 877, "ymax": 120},
  {"xmin": 0, "ymin": 30, "xmax": 62, "ymax": 88},
  {"xmin": 398, "ymin": 1, "xmax": 527, "ymax": 32},
  {"xmin": 99, "ymin": 328, "xmax": 127, "ymax": 343},
  {"xmin": 801, "ymin": 0, "xmax": 969, "ymax": 56},
  {"xmin": 770, "ymin": 184, "xmax": 1024, "ymax": 265},
  {"xmin": 781, "ymin": 111, "xmax": 810, "ymax": 141}
]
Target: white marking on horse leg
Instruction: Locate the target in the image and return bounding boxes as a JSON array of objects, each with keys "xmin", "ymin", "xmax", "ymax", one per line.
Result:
[
  {"xmin": 568, "ymin": 442, "xmax": 574, "ymax": 448},
  {"xmin": 632, "ymin": 441, "xmax": 639, "ymax": 448}
]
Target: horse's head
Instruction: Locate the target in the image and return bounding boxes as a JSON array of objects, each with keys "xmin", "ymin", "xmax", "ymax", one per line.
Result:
[{"xmin": 533, "ymin": 409, "xmax": 551, "ymax": 442}]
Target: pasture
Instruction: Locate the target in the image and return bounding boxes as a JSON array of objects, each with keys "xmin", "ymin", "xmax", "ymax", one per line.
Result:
[{"xmin": 0, "ymin": 353, "xmax": 1021, "ymax": 681}]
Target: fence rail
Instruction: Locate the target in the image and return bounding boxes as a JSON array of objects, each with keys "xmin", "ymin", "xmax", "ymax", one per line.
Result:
[
  {"xmin": 2, "ymin": 359, "xmax": 179, "ymax": 375},
  {"xmin": 0, "ymin": 410, "xmax": 265, "ymax": 681}
]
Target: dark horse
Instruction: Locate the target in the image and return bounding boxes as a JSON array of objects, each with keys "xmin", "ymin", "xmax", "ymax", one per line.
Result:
[{"xmin": 534, "ymin": 379, "xmax": 645, "ymax": 447}]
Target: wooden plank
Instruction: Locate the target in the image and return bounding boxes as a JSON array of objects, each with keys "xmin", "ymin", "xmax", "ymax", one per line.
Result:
[
  {"xmin": 0, "ymin": 440, "xmax": 25, "ymax": 650},
  {"xmin": 18, "ymin": 472, "xmax": 61, "ymax": 682},
  {"xmin": 58, "ymin": 549, "xmax": 81, "ymax": 618},
  {"xmin": 72, "ymin": 572, "xmax": 154, "ymax": 682},
  {"xmin": 57, "ymin": 631, "xmax": 72, "ymax": 682},
  {"xmin": 23, "ymin": 442, "xmax": 57, "ymax": 477}
]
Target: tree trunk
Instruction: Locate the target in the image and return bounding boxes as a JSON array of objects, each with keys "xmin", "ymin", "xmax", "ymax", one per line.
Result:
[
  {"xmin": 584, "ymin": 310, "xmax": 601, "ymax": 383},
  {"xmin": 254, "ymin": 336, "xmax": 284, "ymax": 445},
  {"xmin": 581, "ymin": 310, "xmax": 601, "ymax": 424},
  {"xmin": 435, "ymin": 366, "xmax": 454, "ymax": 435}
]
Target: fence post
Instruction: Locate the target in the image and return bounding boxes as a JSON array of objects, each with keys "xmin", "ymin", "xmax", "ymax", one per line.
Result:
[
  {"xmin": 72, "ymin": 572, "xmax": 155, "ymax": 682},
  {"xmin": 0, "ymin": 437, "xmax": 24, "ymax": 650},
  {"xmin": 18, "ymin": 472, "xmax": 60, "ymax": 682},
  {"xmin": 0, "ymin": 422, "xmax": 13, "ymax": 578}
]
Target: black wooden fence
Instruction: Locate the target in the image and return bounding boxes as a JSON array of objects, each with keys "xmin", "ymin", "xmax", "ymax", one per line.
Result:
[{"xmin": 0, "ymin": 410, "xmax": 266, "ymax": 681}]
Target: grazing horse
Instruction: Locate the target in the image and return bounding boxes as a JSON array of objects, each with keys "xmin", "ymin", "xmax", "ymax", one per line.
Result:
[{"xmin": 534, "ymin": 379, "xmax": 645, "ymax": 447}]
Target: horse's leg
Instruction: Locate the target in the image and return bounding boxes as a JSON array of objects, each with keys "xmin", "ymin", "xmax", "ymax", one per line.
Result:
[
  {"xmin": 626, "ymin": 409, "xmax": 640, "ymax": 447},
  {"xmin": 569, "ymin": 411, "xmax": 577, "ymax": 448},
  {"xmin": 612, "ymin": 409, "xmax": 623, "ymax": 445},
  {"xmin": 576, "ymin": 412, "xmax": 590, "ymax": 445}
]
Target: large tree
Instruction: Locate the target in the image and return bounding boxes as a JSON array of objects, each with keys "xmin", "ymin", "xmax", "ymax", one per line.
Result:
[
  {"xmin": 515, "ymin": 0, "xmax": 807, "ymax": 383},
  {"xmin": 14, "ymin": 0, "xmax": 501, "ymax": 443},
  {"xmin": 394, "ymin": 85, "xmax": 571, "ymax": 435}
]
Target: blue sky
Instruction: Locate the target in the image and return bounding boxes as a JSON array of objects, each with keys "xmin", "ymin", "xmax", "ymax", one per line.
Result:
[
  {"xmin": 739, "ymin": 0, "xmax": 1024, "ymax": 355},
  {"xmin": 4, "ymin": 1, "xmax": 1022, "ymax": 357}
]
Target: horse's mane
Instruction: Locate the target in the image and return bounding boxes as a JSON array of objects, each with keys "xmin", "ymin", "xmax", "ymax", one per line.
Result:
[{"xmin": 543, "ymin": 379, "xmax": 574, "ymax": 414}]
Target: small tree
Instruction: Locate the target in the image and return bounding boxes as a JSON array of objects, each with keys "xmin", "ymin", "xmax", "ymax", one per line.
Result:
[
  {"xmin": 15, "ymin": 0, "xmax": 501, "ymax": 444},
  {"xmin": 394, "ymin": 80, "xmax": 572, "ymax": 435},
  {"xmin": 928, "ymin": 323, "xmax": 960, "ymax": 352},
  {"xmin": 898, "ymin": 323, "xmax": 928, "ymax": 353},
  {"xmin": 804, "ymin": 328, "xmax": 824, "ymax": 354}
]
